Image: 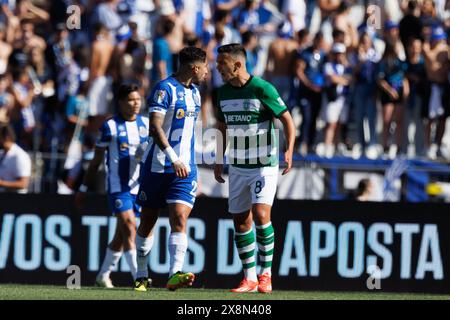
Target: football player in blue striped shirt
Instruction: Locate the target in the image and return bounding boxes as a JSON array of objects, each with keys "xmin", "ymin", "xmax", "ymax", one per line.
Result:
[
  {"xmin": 133, "ymin": 47, "xmax": 208, "ymax": 291},
  {"xmin": 75, "ymin": 83, "xmax": 149, "ymax": 288}
]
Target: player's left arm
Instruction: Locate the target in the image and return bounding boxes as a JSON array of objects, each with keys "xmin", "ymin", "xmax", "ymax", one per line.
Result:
[
  {"xmin": 278, "ymin": 111, "xmax": 295, "ymax": 175},
  {"xmin": 261, "ymin": 83, "xmax": 295, "ymax": 175},
  {"xmin": 0, "ymin": 177, "xmax": 29, "ymax": 190}
]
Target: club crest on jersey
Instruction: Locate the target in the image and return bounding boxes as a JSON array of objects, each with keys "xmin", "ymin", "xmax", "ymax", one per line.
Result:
[
  {"xmin": 115, "ymin": 199, "xmax": 123, "ymax": 209},
  {"xmin": 139, "ymin": 126, "xmax": 147, "ymax": 138},
  {"xmin": 118, "ymin": 125, "xmax": 125, "ymax": 132},
  {"xmin": 154, "ymin": 90, "xmax": 166, "ymax": 103},
  {"xmin": 193, "ymin": 93, "xmax": 200, "ymax": 106},
  {"xmin": 176, "ymin": 108, "xmax": 185, "ymax": 119},
  {"xmin": 120, "ymin": 142, "xmax": 129, "ymax": 151}
]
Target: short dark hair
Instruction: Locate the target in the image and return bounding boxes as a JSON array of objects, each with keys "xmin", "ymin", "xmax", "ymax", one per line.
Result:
[
  {"xmin": 184, "ymin": 32, "xmax": 199, "ymax": 47},
  {"xmin": 241, "ymin": 31, "xmax": 256, "ymax": 46},
  {"xmin": 356, "ymin": 178, "xmax": 371, "ymax": 196},
  {"xmin": 408, "ymin": 0, "xmax": 418, "ymax": 11},
  {"xmin": 178, "ymin": 46, "xmax": 206, "ymax": 66},
  {"xmin": 332, "ymin": 29, "xmax": 345, "ymax": 40},
  {"xmin": 217, "ymin": 43, "xmax": 247, "ymax": 59},
  {"xmin": 214, "ymin": 9, "xmax": 229, "ymax": 23},
  {"xmin": 0, "ymin": 123, "xmax": 16, "ymax": 142},
  {"xmin": 93, "ymin": 22, "xmax": 106, "ymax": 34},
  {"xmin": 117, "ymin": 83, "xmax": 139, "ymax": 101},
  {"xmin": 160, "ymin": 17, "xmax": 175, "ymax": 36},
  {"xmin": 297, "ymin": 28, "xmax": 309, "ymax": 41}
]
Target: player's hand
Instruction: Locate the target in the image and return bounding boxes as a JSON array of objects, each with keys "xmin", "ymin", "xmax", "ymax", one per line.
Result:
[
  {"xmin": 74, "ymin": 191, "xmax": 86, "ymax": 209},
  {"xmin": 282, "ymin": 150, "xmax": 293, "ymax": 175},
  {"xmin": 173, "ymin": 160, "xmax": 189, "ymax": 179},
  {"xmin": 389, "ymin": 88, "xmax": 399, "ymax": 100},
  {"xmin": 310, "ymin": 84, "xmax": 321, "ymax": 93},
  {"xmin": 214, "ymin": 164, "xmax": 225, "ymax": 183}
]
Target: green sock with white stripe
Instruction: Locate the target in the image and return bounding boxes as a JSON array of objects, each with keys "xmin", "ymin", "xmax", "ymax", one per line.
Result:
[
  {"xmin": 256, "ymin": 222, "xmax": 275, "ymax": 276},
  {"xmin": 234, "ymin": 228, "xmax": 258, "ymax": 282}
]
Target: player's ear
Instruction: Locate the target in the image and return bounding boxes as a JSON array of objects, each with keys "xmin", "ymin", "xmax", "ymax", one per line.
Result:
[
  {"xmin": 234, "ymin": 60, "xmax": 241, "ymax": 72},
  {"xmin": 193, "ymin": 64, "xmax": 199, "ymax": 74}
]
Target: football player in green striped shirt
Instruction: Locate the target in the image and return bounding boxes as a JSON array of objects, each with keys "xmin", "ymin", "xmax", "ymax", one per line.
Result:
[{"xmin": 214, "ymin": 43, "xmax": 296, "ymax": 293}]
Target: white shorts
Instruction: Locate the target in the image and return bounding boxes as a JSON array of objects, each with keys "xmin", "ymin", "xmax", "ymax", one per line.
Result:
[
  {"xmin": 228, "ymin": 165, "xmax": 278, "ymax": 214},
  {"xmin": 88, "ymin": 76, "xmax": 112, "ymax": 116},
  {"xmin": 324, "ymin": 96, "xmax": 348, "ymax": 124}
]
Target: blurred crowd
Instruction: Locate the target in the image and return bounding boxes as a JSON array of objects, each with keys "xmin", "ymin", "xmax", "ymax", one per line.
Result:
[{"xmin": 0, "ymin": 0, "xmax": 449, "ymax": 193}]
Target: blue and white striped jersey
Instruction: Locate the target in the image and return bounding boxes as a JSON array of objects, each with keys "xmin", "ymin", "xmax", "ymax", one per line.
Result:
[
  {"xmin": 142, "ymin": 76, "xmax": 201, "ymax": 173},
  {"xmin": 96, "ymin": 114, "xmax": 149, "ymax": 195}
]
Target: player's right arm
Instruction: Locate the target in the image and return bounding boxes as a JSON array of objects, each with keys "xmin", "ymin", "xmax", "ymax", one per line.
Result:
[
  {"xmin": 74, "ymin": 146, "xmax": 106, "ymax": 209},
  {"xmin": 148, "ymin": 84, "xmax": 188, "ymax": 179},
  {"xmin": 296, "ymin": 57, "xmax": 320, "ymax": 93},
  {"xmin": 149, "ymin": 112, "xmax": 188, "ymax": 178}
]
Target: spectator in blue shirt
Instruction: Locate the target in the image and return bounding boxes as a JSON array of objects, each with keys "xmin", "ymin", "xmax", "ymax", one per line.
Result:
[
  {"xmin": 152, "ymin": 17, "xmax": 175, "ymax": 87},
  {"xmin": 294, "ymin": 32, "xmax": 326, "ymax": 155},
  {"xmin": 351, "ymin": 32, "xmax": 380, "ymax": 157},
  {"xmin": 377, "ymin": 41, "xmax": 410, "ymax": 158},
  {"xmin": 242, "ymin": 30, "xmax": 258, "ymax": 74}
]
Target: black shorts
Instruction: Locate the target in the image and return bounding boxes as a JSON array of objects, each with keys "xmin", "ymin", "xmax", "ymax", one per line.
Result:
[{"xmin": 380, "ymin": 88, "xmax": 404, "ymax": 105}]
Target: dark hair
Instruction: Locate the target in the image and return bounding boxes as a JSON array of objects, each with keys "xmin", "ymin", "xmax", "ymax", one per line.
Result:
[
  {"xmin": 297, "ymin": 28, "xmax": 309, "ymax": 41},
  {"xmin": 356, "ymin": 179, "xmax": 371, "ymax": 197},
  {"xmin": 382, "ymin": 40, "xmax": 399, "ymax": 63},
  {"xmin": 184, "ymin": 32, "xmax": 199, "ymax": 47},
  {"xmin": 244, "ymin": 0, "xmax": 255, "ymax": 9},
  {"xmin": 214, "ymin": 9, "xmax": 230, "ymax": 23},
  {"xmin": 20, "ymin": 18, "xmax": 33, "ymax": 27},
  {"xmin": 92, "ymin": 22, "xmax": 106, "ymax": 34},
  {"xmin": 337, "ymin": 0, "xmax": 349, "ymax": 13},
  {"xmin": 178, "ymin": 46, "xmax": 206, "ymax": 66},
  {"xmin": 0, "ymin": 123, "xmax": 16, "ymax": 142},
  {"xmin": 214, "ymin": 24, "xmax": 225, "ymax": 41},
  {"xmin": 241, "ymin": 30, "xmax": 256, "ymax": 46},
  {"xmin": 408, "ymin": 0, "xmax": 418, "ymax": 11},
  {"xmin": 160, "ymin": 17, "xmax": 175, "ymax": 36},
  {"xmin": 117, "ymin": 83, "xmax": 139, "ymax": 101},
  {"xmin": 218, "ymin": 43, "xmax": 247, "ymax": 59},
  {"xmin": 332, "ymin": 29, "xmax": 345, "ymax": 40},
  {"xmin": 73, "ymin": 45, "xmax": 90, "ymax": 69}
]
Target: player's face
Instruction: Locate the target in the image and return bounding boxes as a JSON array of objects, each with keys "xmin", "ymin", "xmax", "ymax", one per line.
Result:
[
  {"xmin": 216, "ymin": 53, "xmax": 238, "ymax": 82},
  {"xmin": 193, "ymin": 60, "xmax": 208, "ymax": 83},
  {"xmin": 120, "ymin": 91, "xmax": 142, "ymax": 118}
]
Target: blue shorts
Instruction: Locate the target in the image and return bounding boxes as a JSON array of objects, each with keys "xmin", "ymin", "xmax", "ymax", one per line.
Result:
[
  {"xmin": 136, "ymin": 171, "xmax": 197, "ymax": 209},
  {"xmin": 108, "ymin": 192, "xmax": 141, "ymax": 216}
]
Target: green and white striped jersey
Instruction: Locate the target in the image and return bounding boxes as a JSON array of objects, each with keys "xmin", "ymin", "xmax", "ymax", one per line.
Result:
[{"xmin": 217, "ymin": 76, "xmax": 288, "ymax": 169}]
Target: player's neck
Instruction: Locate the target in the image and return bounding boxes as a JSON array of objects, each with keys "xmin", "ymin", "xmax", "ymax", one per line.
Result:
[
  {"xmin": 174, "ymin": 72, "xmax": 193, "ymax": 88},
  {"xmin": 229, "ymin": 72, "xmax": 251, "ymax": 87},
  {"xmin": 120, "ymin": 112, "xmax": 136, "ymax": 122},
  {"xmin": 2, "ymin": 141, "xmax": 13, "ymax": 152}
]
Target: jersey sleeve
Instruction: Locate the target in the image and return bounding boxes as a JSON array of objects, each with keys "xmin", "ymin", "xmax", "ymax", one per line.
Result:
[
  {"xmin": 96, "ymin": 121, "xmax": 112, "ymax": 148},
  {"xmin": 147, "ymin": 82, "xmax": 171, "ymax": 115},
  {"xmin": 261, "ymin": 82, "xmax": 288, "ymax": 118},
  {"xmin": 16, "ymin": 152, "xmax": 31, "ymax": 178}
]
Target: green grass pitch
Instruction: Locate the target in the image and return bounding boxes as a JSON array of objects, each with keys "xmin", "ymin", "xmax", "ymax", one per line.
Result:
[{"xmin": 0, "ymin": 284, "xmax": 450, "ymax": 300}]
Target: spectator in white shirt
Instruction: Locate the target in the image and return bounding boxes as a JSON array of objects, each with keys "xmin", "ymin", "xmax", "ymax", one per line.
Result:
[{"xmin": 0, "ymin": 123, "xmax": 32, "ymax": 193}]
